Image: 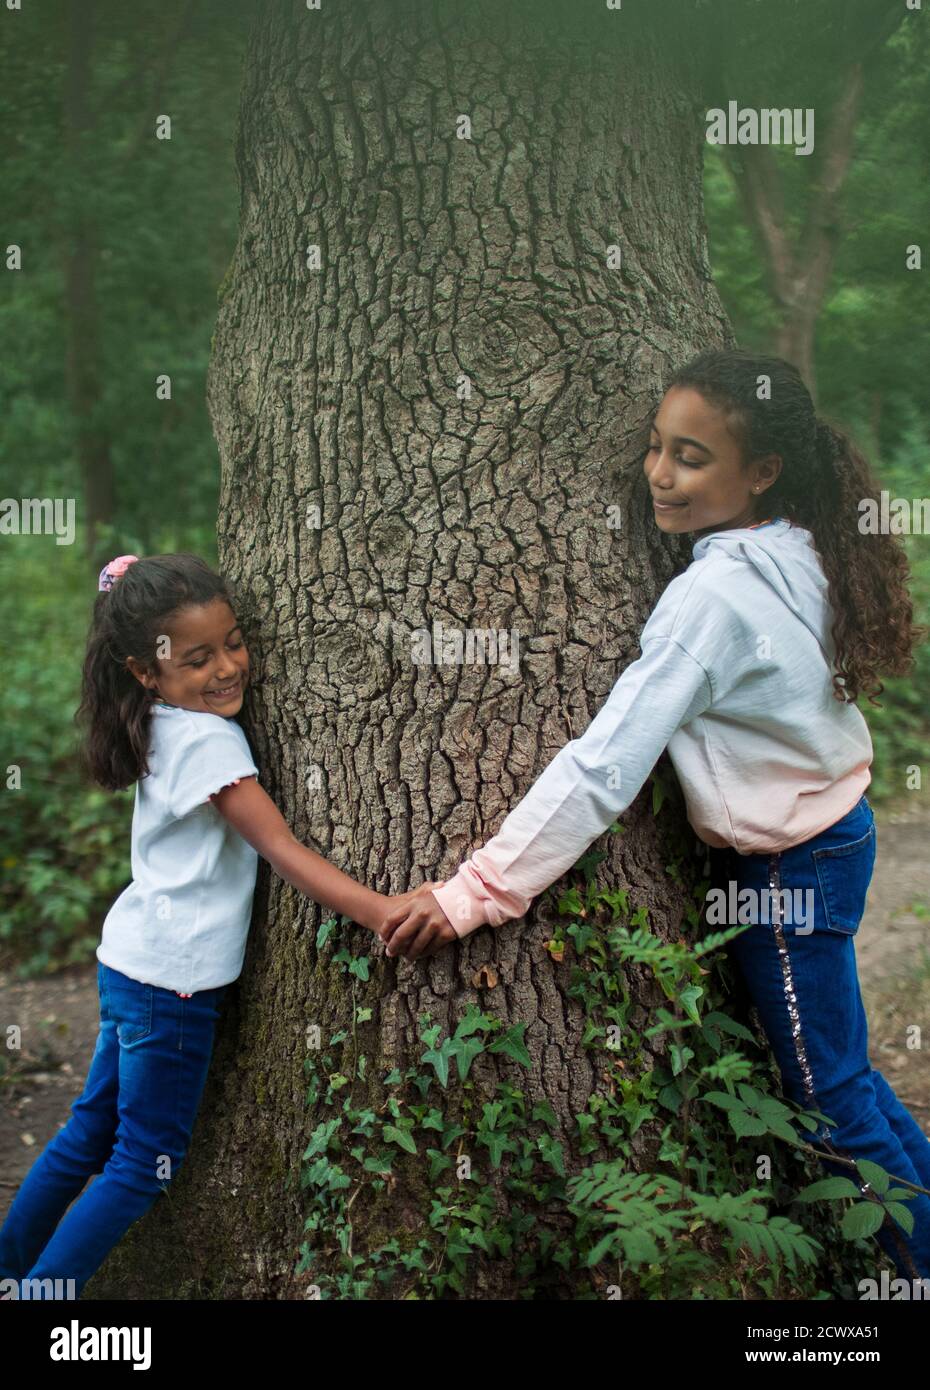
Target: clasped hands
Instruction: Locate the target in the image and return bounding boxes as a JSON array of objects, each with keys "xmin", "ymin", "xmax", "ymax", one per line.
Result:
[{"xmin": 370, "ymin": 881, "xmax": 458, "ymax": 961}]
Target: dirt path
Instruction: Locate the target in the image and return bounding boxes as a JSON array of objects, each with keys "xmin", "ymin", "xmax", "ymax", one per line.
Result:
[
  {"xmin": 854, "ymin": 795, "xmax": 930, "ymax": 1130},
  {"xmin": 2, "ymin": 797, "xmax": 929, "ymax": 1231}
]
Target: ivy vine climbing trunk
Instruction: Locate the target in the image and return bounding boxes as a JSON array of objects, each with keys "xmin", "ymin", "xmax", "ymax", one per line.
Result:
[{"xmin": 89, "ymin": 0, "xmax": 759, "ymax": 1299}]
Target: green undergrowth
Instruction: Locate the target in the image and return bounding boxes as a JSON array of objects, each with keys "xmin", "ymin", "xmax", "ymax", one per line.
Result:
[{"xmin": 294, "ymin": 774, "xmax": 915, "ymax": 1300}]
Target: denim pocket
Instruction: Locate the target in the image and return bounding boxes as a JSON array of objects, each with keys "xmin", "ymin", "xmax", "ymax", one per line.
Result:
[
  {"xmin": 811, "ymin": 822, "xmax": 876, "ymax": 935},
  {"xmin": 108, "ymin": 974, "xmax": 154, "ymax": 1044}
]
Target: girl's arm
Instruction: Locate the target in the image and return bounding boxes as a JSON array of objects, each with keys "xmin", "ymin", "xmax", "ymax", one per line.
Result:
[
  {"xmin": 381, "ymin": 635, "xmax": 716, "ymax": 956},
  {"xmin": 210, "ymin": 775, "xmax": 434, "ymax": 933}
]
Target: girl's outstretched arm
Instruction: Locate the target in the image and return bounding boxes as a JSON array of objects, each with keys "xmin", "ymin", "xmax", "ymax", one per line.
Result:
[
  {"xmin": 381, "ymin": 634, "xmax": 716, "ymax": 957},
  {"xmin": 210, "ymin": 775, "xmax": 438, "ymax": 933}
]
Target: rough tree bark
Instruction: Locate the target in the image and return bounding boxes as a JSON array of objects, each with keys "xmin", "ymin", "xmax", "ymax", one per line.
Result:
[{"xmin": 91, "ymin": 0, "xmax": 751, "ymax": 1299}]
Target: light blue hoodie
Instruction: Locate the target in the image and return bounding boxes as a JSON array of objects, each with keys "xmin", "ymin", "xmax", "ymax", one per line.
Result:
[{"xmin": 432, "ymin": 518, "xmax": 873, "ymax": 937}]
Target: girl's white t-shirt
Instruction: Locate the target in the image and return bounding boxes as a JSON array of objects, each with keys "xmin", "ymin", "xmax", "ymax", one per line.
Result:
[{"xmin": 96, "ymin": 703, "xmax": 260, "ymax": 993}]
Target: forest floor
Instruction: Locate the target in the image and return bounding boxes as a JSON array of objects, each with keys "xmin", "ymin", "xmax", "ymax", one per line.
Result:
[{"xmin": 2, "ymin": 794, "xmax": 929, "ymax": 1235}]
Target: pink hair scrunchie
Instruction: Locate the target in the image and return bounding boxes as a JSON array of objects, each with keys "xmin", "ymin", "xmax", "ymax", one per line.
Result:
[{"xmin": 98, "ymin": 554, "xmax": 140, "ymax": 592}]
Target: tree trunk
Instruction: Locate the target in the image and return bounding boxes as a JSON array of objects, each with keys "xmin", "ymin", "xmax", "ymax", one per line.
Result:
[{"xmin": 89, "ymin": 0, "xmax": 759, "ymax": 1300}]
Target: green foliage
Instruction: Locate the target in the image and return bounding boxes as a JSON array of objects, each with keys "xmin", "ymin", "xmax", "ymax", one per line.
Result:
[
  {"xmin": 0, "ymin": 536, "xmax": 132, "ymax": 973},
  {"xmin": 0, "ymin": 0, "xmax": 251, "ymax": 544},
  {"xmin": 294, "ymin": 847, "xmax": 909, "ymax": 1299}
]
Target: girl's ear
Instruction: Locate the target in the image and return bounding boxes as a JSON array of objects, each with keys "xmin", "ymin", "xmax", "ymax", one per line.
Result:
[{"xmin": 125, "ymin": 655, "xmax": 157, "ymax": 693}]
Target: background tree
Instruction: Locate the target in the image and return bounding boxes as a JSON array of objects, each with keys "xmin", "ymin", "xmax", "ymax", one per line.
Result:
[{"xmin": 701, "ymin": 0, "xmax": 912, "ymax": 396}]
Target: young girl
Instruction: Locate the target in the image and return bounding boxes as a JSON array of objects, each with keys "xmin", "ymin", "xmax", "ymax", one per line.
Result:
[
  {"xmin": 380, "ymin": 347, "xmax": 930, "ymax": 1282},
  {"xmin": 0, "ymin": 552, "xmax": 436, "ymax": 1300}
]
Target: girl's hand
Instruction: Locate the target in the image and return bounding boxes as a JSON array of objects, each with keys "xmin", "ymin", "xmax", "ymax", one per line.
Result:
[
  {"xmin": 365, "ymin": 880, "xmax": 443, "ymax": 936},
  {"xmin": 379, "ymin": 892, "xmax": 459, "ymax": 960}
]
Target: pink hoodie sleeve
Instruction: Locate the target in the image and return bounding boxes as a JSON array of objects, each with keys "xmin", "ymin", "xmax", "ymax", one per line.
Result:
[{"xmin": 430, "ymin": 636, "xmax": 714, "ymax": 939}]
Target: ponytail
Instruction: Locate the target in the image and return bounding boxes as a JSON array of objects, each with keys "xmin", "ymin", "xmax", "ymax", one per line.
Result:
[
  {"xmin": 76, "ymin": 592, "xmax": 158, "ymax": 791},
  {"xmin": 805, "ymin": 416, "xmax": 926, "ymax": 705}
]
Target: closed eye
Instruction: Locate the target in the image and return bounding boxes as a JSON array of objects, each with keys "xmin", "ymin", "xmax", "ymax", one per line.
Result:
[
  {"xmin": 190, "ymin": 640, "xmax": 245, "ymax": 669},
  {"xmin": 647, "ymin": 441, "xmax": 703, "ymax": 468}
]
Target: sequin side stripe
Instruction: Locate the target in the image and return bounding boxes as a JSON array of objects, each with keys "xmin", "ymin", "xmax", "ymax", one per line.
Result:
[
  {"xmin": 767, "ymin": 856, "xmax": 881, "ymax": 1207},
  {"xmin": 768, "ymin": 852, "xmax": 816, "ymax": 1105}
]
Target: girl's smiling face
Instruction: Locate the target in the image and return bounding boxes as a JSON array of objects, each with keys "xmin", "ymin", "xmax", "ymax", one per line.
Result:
[
  {"xmin": 126, "ymin": 598, "xmax": 250, "ymax": 716},
  {"xmin": 644, "ymin": 386, "xmax": 782, "ymax": 539}
]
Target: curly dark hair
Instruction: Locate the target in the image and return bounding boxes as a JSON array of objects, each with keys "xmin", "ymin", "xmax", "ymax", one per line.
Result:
[
  {"xmin": 657, "ymin": 349, "xmax": 927, "ymax": 706},
  {"xmin": 75, "ymin": 553, "xmax": 241, "ymax": 791}
]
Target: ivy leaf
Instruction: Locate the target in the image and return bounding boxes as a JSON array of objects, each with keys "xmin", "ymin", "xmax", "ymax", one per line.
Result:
[
  {"xmin": 302, "ymin": 1119, "xmax": 340, "ymax": 1159},
  {"xmin": 567, "ymin": 920, "xmax": 597, "ymax": 955},
  {"xmin": 421, "ymin": 1035, "xmax": 455, "ymax": 1087},
  {"xmin": 426, "ymin": 1148, "xmax": 453, "ymax": 1182},
  {"xmin": 481, "ymin": 1100, "xmax": 505, "ymax": 1130},
  {"xmin": 316, "ymin": 917, "xmax": 337, "ymax": 950},
  {"xmin": 531, "ymin": 1099, "xmax": 559, "ymax": 1132},
  {"xmin": 480, "ymin": 1130, "xmax": 514, "ymax": 1168},
  {"xmin": 537, "ymin": 1136, "xmax": 565, "ymax": 1177},
  {"xmin": 556, "ymin": 885, "xmax": 585, "ymax": 917},
  {"xmin": 348, "ymin": 955, "xmax": 370, "ymax": 982},
  {"xmin": 451, "ymin": 1035, "xmax": 486, "ymax": 1082},
  {"xmin": 441, "ymin": 1123, "xmax": 467, "ymax": 1150},
  {"xmin": 363, "ymin": 1153, "xmax": 394, "ymax": 1174},
  {"xmin": 488, "ymin": 1023, "xmax": 532, "ymax": 1068},
  {"xmin": 383, "ymin": 1125, "xmax": 417, "ymax": 1155},
  {"xmin": 454, "ymin": 1006, "xmax": 495, "ymax": 1039}
]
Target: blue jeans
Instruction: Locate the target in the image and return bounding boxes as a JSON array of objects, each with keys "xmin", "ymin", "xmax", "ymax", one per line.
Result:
[
  {"xmin": 0, "ymin": 963, "xmax": 226, "ymax": 1299},
  {"xmin": 709, "ymin": 794, "xmax": 930, "ymax": 1280}
]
